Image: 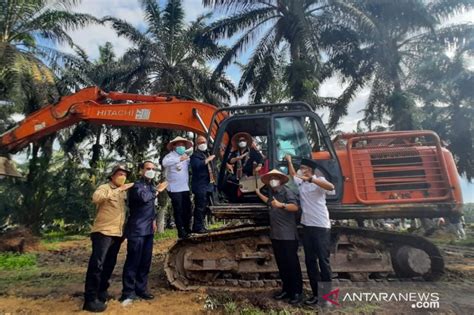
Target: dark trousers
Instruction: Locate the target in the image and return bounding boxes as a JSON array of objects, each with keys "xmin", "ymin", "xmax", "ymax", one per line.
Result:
[
  {"xmin": 271, "ymin": 239, "xmax": 303, "ymax": 297},
  {"xmin": 192, "ymin": 191, "xmax": 211, "ymax": 231},
  {"xmin": 168, "ymin": 191, "xmax": 192, "ymax": 237},
  {"xmin": 122, "ymin": 234, "xmax": 154, "ymax": 296},
  {"xmin": 302, "ymin": 226, "xmax": 332, "ymax": 297},
  {"xmin": 84, "ymin": 232, "xmax": 123, "ymax": 302}
]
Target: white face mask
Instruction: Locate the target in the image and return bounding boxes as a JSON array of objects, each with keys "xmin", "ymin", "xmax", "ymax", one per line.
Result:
[
  {"xmin": 144, "ymin": 170, "xmax": 156, "ymax": 179},
  {"xmin": 238, "ymin": 141, "xmax": 247, "ymax": 148},
  {"xmin": 269, "ymin": 179, "xmax": 280, "ymax": 188},
  {"xmin": 296, "ymin": 169, "xmax": 304, "ymax": 177},
  {"xmin": 198, "ymin": 143, "xmax": 207, "ymax": 151}
]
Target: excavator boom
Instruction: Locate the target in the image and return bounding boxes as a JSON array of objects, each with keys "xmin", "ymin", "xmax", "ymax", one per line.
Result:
[{"xmin": 0, "ymin": 87, "xmax": 225, "ymax": 153}]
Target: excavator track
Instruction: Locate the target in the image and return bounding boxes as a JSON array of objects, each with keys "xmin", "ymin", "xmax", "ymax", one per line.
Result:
[{"xmin": 165, "ymin": 225, "xmax": 444, "ymax": 290}]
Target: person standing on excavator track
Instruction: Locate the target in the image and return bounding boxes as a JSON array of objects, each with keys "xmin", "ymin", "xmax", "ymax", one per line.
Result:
[
  {"xmin": 255, "ymin": 169, "xmax": 303, "ymax": 305},
  {"xmin": 190, "ymin": 135, "xmax": 216, "ymax": 234},
  {"xmin": 83, "ymin": 164, "xmax": 133, "ymax": 313},
  {"xmin": 162, "ymin": 136, "xmax": 194, "ymax": 239},
  {"xmin": 285, "ymin": 154, "xmax": 335, "ymax": 307}
]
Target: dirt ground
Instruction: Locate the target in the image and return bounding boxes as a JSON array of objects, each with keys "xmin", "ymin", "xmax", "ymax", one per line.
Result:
[
  {"xmin": 0, "ymin": 234, "xmax": 473, "ymax": 315},
  {"xmin": 0, "ymin": 237, "xmax": 208, "ymax": 314}
]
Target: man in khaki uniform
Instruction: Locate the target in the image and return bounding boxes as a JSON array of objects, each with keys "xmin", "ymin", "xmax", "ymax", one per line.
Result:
[{"xmin": 83, "ymin": 164, "xmax": 134, "ymax": 313}]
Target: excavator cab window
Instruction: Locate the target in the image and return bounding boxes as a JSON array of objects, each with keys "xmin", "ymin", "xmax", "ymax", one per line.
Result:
[
  {"xmin": 213, "ymin": 115, "xmax": 270, "ymax": 203},
  {"xmin": 210, "ymin": 105, "xmax": 343, "ymax": 205},
  {"xmin": 271, "ymin": 112, "xmax": 343, "ymax": 202}
]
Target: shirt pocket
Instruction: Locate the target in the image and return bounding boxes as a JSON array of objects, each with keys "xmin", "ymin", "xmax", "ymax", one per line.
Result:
[{"xmin": 108, "ymin": 193, "xmax": 122, "ymax": 207}]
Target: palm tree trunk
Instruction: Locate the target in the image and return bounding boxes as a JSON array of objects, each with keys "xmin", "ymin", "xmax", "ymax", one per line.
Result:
[{"xmin": 157, "ymin": 130, "xmax": 173, "ymax": 233}]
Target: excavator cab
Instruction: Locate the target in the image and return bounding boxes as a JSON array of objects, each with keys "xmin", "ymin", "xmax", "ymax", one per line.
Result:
[{"xmin": 207, "ymin": 103, "xmax": 343, "ymax": 215}]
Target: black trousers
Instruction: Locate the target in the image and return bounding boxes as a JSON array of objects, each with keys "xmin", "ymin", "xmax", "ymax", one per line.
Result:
[
  {"xmin": 84, "ymin": 232, "xmax": 123, "ymax": 302},
  {"xmin": 168, "ymin": 191, "xmax": 192, "ymax": 236},
  {"xmin": 302, "ymin": 226, "xmax": 332, "ymax": 297},
  {"xmin": 271, "ymin": 239, "xmax": 303, "ymax": 297},
  {"xmin": 192, "ymin": 191, "xmax": 211, "ymax": 231},
  {"xmin": 122, "ymin": 234, "xmax": 154, "ymax": 296}
]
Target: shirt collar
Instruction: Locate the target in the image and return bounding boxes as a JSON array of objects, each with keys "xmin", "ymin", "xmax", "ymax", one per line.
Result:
[{"xmin": 108, "ymin": 181, "xmax": 118, "ymax": 189}]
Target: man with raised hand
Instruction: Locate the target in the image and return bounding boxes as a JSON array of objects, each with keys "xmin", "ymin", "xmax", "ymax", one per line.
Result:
[
  {"xmin": 162, "ymin": 136, "xmax": 194, "ymax": 239},
  {"xmin": 84, "ymin": 164, "xmax": 133, "ymax": 313},
  {"xmin": 285, "ymin": 155, "xmax": 335, "ymax": 307}
]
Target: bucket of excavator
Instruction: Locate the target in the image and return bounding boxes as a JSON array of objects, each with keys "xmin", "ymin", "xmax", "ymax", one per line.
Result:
[{"xmin": 0, "ymin": 157, "xmax": 22, "ymax": 178}]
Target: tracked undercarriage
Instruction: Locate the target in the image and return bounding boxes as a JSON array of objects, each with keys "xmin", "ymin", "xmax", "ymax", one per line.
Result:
[{"xmin": 165, "ymin": 221, "xmax": 444, "ymax": 290}]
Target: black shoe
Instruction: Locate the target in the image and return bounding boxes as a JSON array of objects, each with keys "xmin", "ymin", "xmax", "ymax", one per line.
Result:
[
  {"xmin": 119, "ymin": 294, "xmax": 138, "ymax": 302},
  {"xmin": 83, "ymin": 299, "xmax": 107, "ymax": 312},
  {"xmin": 97, "ymin": 291, "xmax": 113, "ymax": 303},
  {"xmin": 288, "ymin": 294, "xmax": 303, "ymax": 305},
  {"xmin": 304, "ymin": 295, "xmax": 319, "ymax": 305},
  {"xmin": 137, "ymin": 292, "xmax": 155, "ymax": 300},
  {"xmin": 273, "ymin": 291, "xmax": 289, "ymax": 300},
  {"xmin": 192, "ymin": 228, "xmax": 208, "ymax": 234},
  {"xmin": 178, "ymin": 232, "xmax": 190, "ymax": 239}
]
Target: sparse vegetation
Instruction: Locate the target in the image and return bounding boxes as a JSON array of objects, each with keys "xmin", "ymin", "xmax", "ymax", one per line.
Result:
[{"xmin": 0, "ymin": 253, "xmax": 37, "ymax": 270}]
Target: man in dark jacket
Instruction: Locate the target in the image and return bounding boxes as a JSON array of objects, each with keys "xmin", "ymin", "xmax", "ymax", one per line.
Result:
[
  {"xmin": 190, "ymin": 135, "xmax": 216, "ymax": 233},
  {"xmin": 120, "ymin": 161, "xmax": 167, "ymax": 304}
]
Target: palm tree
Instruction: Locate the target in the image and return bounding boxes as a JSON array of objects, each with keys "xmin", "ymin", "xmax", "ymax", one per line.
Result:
[
  {"xmin": 104, "ymin": 0, "xmax": 236, "ymax": 232},
  {"xmin": 201, "ymin": 0, "xmax": 367, "ymax": 106},
  {"xmin": 103, "ymin": 0, "xmax": 237, "ymax": 166},
  {"xmin": 0, "ymin": 0, "xmax": 98, "ymax": 234},
  {"xmin": 56, "ymin": 42, "xmax": 131, "ymax": 168},
  {"xmin": 411, "ymin": 38, "xmax": 474, "ymax": 180},
  {"xmin": 333, "ymin": 0, "xmax": 474, "ymax": 130},
  {"xmin": 0, "ymin": 0, "xmax": 99, "ymax": 113},
  {"xmin": 104, "ymin": 0, "xmax": 236, "ymax": 106}
]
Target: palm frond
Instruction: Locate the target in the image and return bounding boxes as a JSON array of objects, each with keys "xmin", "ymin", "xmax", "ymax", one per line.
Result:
[{"xmin": 102, "ymin": 17, "xmax": 151, "ymax": 46}]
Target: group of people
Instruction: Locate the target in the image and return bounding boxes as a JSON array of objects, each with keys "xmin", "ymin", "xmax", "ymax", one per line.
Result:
[
  {"xmin": 82, "ymin": 132, "xmax": 335, "ymax": 312},
  {"xmin": 83, "ymin": 161, "xmax": 167, "ymax": 312},
  {"xmin": 83, "ymin": 135, "xmax": 216, "ymax": 312},
  {"xmin": 255, "ymin": 155, "xmax": 335, "ymax": 306}
]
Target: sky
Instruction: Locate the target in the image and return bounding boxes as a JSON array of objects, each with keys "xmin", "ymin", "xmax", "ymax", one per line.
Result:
[{"xmin": 18, "ymin": 0, "xmax": 474, "ymax": 201}]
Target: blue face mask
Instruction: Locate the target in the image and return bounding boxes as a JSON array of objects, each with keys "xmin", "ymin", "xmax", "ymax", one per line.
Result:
[{"xmin": 176, "ymin": 146, "xmax": 186, "ymax": 155}]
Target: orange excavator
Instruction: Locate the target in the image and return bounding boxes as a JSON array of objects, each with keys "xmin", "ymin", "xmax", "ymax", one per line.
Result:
[{"xmin": 0, "ymin": 87, "xmax": 463, "ymax": 289}]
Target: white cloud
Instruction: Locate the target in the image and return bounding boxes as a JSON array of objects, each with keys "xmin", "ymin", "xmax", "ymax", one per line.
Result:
[
  {"xmin": 317, "ymin": 76, "xmax": 370, "ymax": 132},
  {"xmin": 57, "ymin": 0, "xmax": 211, "ymax": 59},
  {"xmin": 445, "ymin": 8, "xmax": 474, "ymax": 24},
  {"xmin": 58, "ymin": 0, "xmax": 145, "ymax": 59},
  {"xmin": 182, "ymin": 0, "xmax": 209, "ymax": 22}
]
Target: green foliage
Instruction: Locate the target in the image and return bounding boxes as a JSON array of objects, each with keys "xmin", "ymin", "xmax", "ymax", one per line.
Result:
[
  {"xmin": 463, "ymin": 204, "xmax": 474, "ymax": 223},
  {"xmin": 0, "ymin": 0, "xmax": 98, "ymax": 112},
  {"xmin": 154, "ymin": 228, "xmax": 178, "ymax": 240},
  {"xmin": 0, "ymin": 253, "xmax": 37, "ymax": 270},
  {"xmin": 41, "ymin": 229, "xmax": 87, "ymax": 243},
  {"xmin": 0, "ymin": 153, "xmax": 96, "ymax": 234}
]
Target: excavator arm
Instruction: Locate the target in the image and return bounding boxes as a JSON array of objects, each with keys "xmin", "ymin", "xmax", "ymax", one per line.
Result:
[{"xmin": 0, "ymin": 86, "xmax": 226, "ymax": 153}]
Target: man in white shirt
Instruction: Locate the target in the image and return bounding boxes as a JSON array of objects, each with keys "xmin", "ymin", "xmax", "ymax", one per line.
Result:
[
  {"xmin": 285, "ymin": 155, "xmax": 335, "ymax": 307},
  {"xmin": 162, "ymin": 136, "xmax": 193, "ymax": 239}
]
